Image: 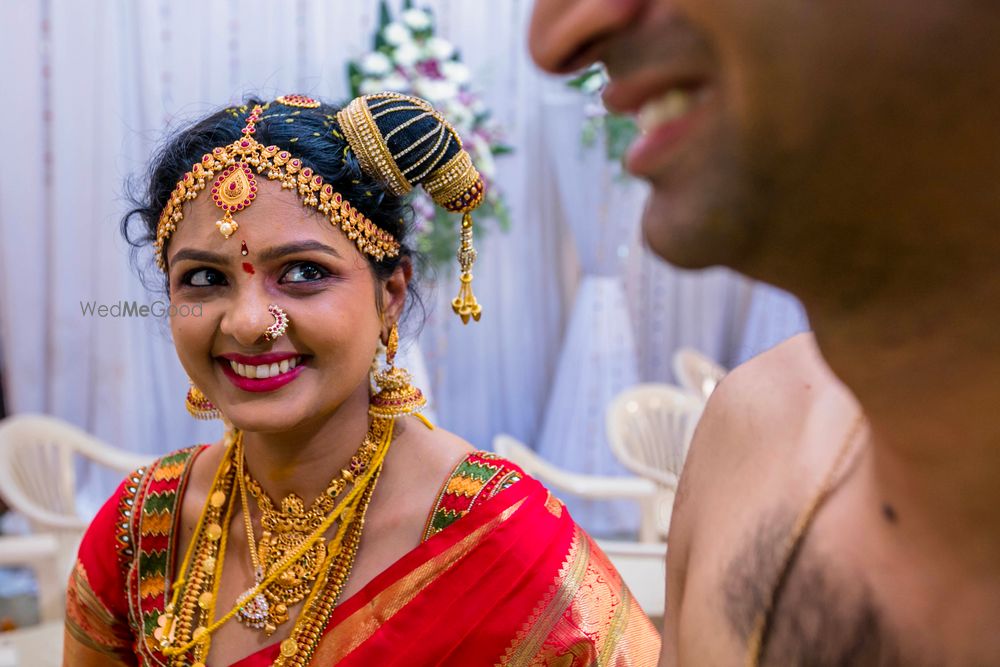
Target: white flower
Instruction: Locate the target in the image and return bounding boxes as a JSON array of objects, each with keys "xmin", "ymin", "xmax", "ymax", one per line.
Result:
[
  {"xmin": 360, "ymin": 52, "xmax": 392, "ymax": 76},
  {"xmin": 401, "ymin": 8, "xmax": 432, "ymax": 32},
  {"xmin": 443, "ymin": 101, "xmax": 473, "ymax": 131},
  {"xmin": 381, "ymin": 73, "xmax": 410, "ymax": 93},
  {"xmin": 470, "ymin": 134, "xmax": 496, "ymax": 178},
  {"xmin": 440, "ymin": 61, "xmax": 471, "ymax": 85},
  {"xmin": 359, "ymin": 78, "xmax": 386, "ymax": 95},
  {"xmin": 393, "ymin": 42, "xmax": 422, "ymax": 68},
  {"xmin": 415, "ymin": 78, "xmax": 458, "ymax": 103},
  {"xmin": 382, "ymin": 22, "xmax": 411, "ymax": 46},
  {"xmin": 425, "ymin": 37, "xmax": 454, "ymax": 60}
]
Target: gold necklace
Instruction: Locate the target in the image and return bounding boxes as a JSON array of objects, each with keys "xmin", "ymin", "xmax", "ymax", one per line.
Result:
[
  {"xmin": 161, "ymin": 417, "xmax": 395, "ymax": 665},
  {"xmin": 236, "ymin": 426, "xmax": 381, "ymax": 635},
  {"xmin": 745, "ymin": 416, "xmax": 867, "ymax": 667}
]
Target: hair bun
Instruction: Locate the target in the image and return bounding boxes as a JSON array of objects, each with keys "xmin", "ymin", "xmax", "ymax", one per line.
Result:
[{"xmin": 336, "ymin": 92, "xmax": 485, "ymax": 213}]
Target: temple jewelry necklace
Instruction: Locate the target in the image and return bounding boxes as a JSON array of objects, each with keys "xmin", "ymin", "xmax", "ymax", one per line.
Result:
[
  {"xmin": 160, "ymin": 418, "xmax": 395, "ymax": 666},
  {"xmin": 235, "ymin": 423, "xmax": 382, "ymax": 635}
]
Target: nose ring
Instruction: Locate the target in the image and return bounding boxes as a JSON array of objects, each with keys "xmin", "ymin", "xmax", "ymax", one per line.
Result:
[{"xmin": 264, "ymin": 304, "xmax": 289, "ymax": 341}]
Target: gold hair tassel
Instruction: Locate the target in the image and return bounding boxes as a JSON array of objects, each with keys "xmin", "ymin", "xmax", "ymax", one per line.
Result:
[{"xmin": 452, "ymin": 213, "xmax": 482, "ymax": 324}]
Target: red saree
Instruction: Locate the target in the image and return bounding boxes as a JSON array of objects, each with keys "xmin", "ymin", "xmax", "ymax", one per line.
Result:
[{"xmin": 66, "ymin": 448, "xmax": 661, "ymax": 666}]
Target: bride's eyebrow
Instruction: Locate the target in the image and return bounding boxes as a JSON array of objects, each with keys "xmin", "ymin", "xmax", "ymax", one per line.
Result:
[
  {"xmin": 169, "ymin": 248, "xmax": 228, "ymax": 265},
  {"xmin": 256, "ymin": 241, "xmax": 344, "ymax": 262}
]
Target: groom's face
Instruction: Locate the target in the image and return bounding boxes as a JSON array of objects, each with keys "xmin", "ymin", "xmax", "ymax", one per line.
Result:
[{"xmin": 529, "ymin": 0, "xmax": 1000, "ymax": 288}]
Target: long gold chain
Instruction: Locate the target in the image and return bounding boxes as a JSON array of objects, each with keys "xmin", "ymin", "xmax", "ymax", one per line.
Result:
[
  {"xmin": 745, "ymin": 416, "xmax": 867, "ymax": 667},
  {"xmin": 236, "ymin": 425, "xmax": 381, "ymax": 634},
  {"xmin": 161, "ymin": 417, "xmax": 394, "ymax": 664}
]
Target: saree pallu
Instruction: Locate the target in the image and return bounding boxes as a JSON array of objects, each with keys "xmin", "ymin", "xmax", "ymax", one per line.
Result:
[{"xmin": 67, "ymin": 448, "xmax": 661, "ymax": 666}]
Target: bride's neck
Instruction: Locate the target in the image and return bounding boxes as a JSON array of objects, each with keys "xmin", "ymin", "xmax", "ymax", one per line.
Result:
[{"xmin": 239, "ymin": 387, "xmax": 373, "ymax": 505}]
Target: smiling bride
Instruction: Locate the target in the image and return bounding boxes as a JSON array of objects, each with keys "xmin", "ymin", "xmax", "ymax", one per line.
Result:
[{"xmin": 62, "ymin": 93, "xmax": 659, "ymax": 666}]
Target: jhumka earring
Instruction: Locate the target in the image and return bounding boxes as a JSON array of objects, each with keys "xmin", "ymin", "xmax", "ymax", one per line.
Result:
[
  {"xmin": 185, "ymin": 380, "xmax": 221, "ymax": 420},
  {"xmin": 264, "ymin": 304, "xmax": 289, "ymax": 341},
  {"xmin": 369, "ymin": 324, "xmax": 431, "ymax": 427}
]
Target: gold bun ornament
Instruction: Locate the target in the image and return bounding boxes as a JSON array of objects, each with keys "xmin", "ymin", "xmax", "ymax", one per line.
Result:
[
  {"xmin": 154, "ymin": 98, "xmax": 400, "ymax": 272},
  {"xmin": 337, "ymin": 92, "xmax": 487, "ymax": 324},
  {"xmin": 369, "ymin": 324, "xmax": 433, "ymax": 428}
]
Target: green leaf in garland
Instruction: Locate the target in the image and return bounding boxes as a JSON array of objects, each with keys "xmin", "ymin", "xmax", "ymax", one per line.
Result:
[
  {"xmin": 378, "ymin": 0, "xmax": 392, "ymax": 30},
  {"xmin": 346, "ymin": 61, "xmax": 363, "ymax": 98}
]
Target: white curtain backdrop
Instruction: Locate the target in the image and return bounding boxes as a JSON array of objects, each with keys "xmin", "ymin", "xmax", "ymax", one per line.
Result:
[
  {"xmin": 0, "ymin": 0, "xmax": 807, "ymax": 525},
  {"xmin": 533, "ymin": 90, "xmax": 640, "ymax": 537}
]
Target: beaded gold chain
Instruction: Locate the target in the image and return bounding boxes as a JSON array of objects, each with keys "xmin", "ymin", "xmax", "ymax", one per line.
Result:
[
  {"xmin": 236, "ymin": 425, "xmax": 381, "ymax": 635},
  {"xmin": 159, "ymin": 417, "xmax": 395, "ymax": 665}
]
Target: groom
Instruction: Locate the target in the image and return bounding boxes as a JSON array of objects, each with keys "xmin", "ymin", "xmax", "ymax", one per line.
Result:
[{"xmin": 529, "ymin": 1, "xmax": 1000, "ymax": 665}]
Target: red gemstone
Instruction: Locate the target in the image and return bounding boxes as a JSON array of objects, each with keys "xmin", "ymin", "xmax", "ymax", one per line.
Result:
[{"xmin": 250, "ymin": 186, "xmax": 257, "ymax": 192}]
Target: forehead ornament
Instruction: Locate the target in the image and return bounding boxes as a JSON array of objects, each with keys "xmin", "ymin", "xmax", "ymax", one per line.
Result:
[{"xmin": 154, "ymin": 97, "xmax": 400, "ymax": 271}]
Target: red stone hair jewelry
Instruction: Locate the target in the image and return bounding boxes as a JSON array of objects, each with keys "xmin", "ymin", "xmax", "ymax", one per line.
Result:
[
  {"xmin": 275, "ymin": 94, "xmax": 320, "ymax": 108},
  {"xmin": 264, "ymin": 304, "xmax": 289, "ymax": 341},
  {"xmin": 154, "ymin": 97, "xmax": 400, "ymax": 271}
]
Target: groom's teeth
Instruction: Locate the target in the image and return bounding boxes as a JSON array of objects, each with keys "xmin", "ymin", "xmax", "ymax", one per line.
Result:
[{"xmin": 637, "ymin": 89, "xmax": 694, "ymax": 133}]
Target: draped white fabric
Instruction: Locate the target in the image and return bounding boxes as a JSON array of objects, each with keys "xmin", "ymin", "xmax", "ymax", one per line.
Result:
[{"xmin": 0, "ymin": 0, "xmax": 807, "ymax": 524}]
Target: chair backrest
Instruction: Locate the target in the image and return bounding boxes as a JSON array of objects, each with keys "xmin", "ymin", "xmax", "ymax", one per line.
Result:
[
  {"xmin": 671, "ymin": 347, "xmax": 727, "ymax": 400},
  {"xmin": 0, "ymin": 414, "xmax": 152, "ymax": 532},
  {"xmin": 606, "ymin": 384, "xmax": 704, "ymax": 489},
  {"xmin": 494, "ymin": 434, "xmax": 564, "ymax": 484},
  {"xmin": 494, "ymin": 434, "xmax": 672, "ymax": 542}
]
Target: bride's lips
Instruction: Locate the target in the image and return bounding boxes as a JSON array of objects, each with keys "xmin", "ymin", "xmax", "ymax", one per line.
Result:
[{"xmin": 217, "ymin": 352, "xmax": 307, "ymax": 393}]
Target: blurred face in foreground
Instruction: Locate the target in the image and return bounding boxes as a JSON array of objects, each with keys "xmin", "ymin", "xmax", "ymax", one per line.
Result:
[{"xmin": 529, "ymin": 0, "xmax": 1000, "ymax": 308}]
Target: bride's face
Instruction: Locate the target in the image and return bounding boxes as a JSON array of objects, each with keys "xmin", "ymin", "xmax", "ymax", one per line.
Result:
[{"xmin": 165, "ymin": 178, "xmax": 403, "ymax": 433}]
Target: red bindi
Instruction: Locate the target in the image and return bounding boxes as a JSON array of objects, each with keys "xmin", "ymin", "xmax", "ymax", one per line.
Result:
[{"xmin": 242, "ymin": 262, "xmax": 255, "ymax": 275}]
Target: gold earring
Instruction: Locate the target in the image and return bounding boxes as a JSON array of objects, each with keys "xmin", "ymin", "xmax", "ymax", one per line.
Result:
[
  {"xmin": 369, "ymin": 324, "xmax": 431, "ymax": 427},
  {"xmin": 185, "ymin": 380, "xmax": 221, "ymax": 420}
]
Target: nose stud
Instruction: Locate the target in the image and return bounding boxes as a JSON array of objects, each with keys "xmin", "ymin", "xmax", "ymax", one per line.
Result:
[{"xmin": 264, "ymin": 304, "xmax": 289, "ymax": 341}]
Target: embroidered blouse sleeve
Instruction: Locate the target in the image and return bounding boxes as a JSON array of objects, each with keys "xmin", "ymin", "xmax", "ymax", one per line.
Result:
[
  {"xmin": 65, "ymin": 473, "xmax": 141, "ymax": 664},
  {"xmin": 421, "ymin": 451, "xmax": 524, "ymax": 542}
]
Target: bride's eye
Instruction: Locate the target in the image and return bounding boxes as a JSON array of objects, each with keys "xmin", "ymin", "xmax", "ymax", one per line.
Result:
[
  {"xmin": 184, "ymin": 268, "xmax": 228, "ymax": 287},
  {"xmin": 281, "ymin": 262, "xmax": 329, "ymax": 283}
]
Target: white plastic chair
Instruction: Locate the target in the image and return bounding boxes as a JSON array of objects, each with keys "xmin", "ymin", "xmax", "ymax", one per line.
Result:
[
  {"xmin": 671, "ymin": 347, "xmax": 727, "ymax": 400},
  {"xmin": 494, "ymin": 434, "xmax": 668, "ymax": 543},
  {"xmin": 0, "ymin": 534, "xmax": 62, "ymax": 623},
  {"xmin": 606, "ymin": 384, "xmax": 704, "ymax": 532},
  {"xmin": 0, "ymin": 414, "xmax": 153, "ymax": 595}
]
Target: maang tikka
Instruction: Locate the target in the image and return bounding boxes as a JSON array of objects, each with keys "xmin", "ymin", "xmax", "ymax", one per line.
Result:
[{"xmin": 369, "ymin": 324, "xmax": 431, "ymax": 427}]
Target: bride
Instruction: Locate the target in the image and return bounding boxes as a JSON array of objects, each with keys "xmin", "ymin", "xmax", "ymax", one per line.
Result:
[{"xmin": 63, "ymin": 92, "xmax": 659, "ymax": 666}]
